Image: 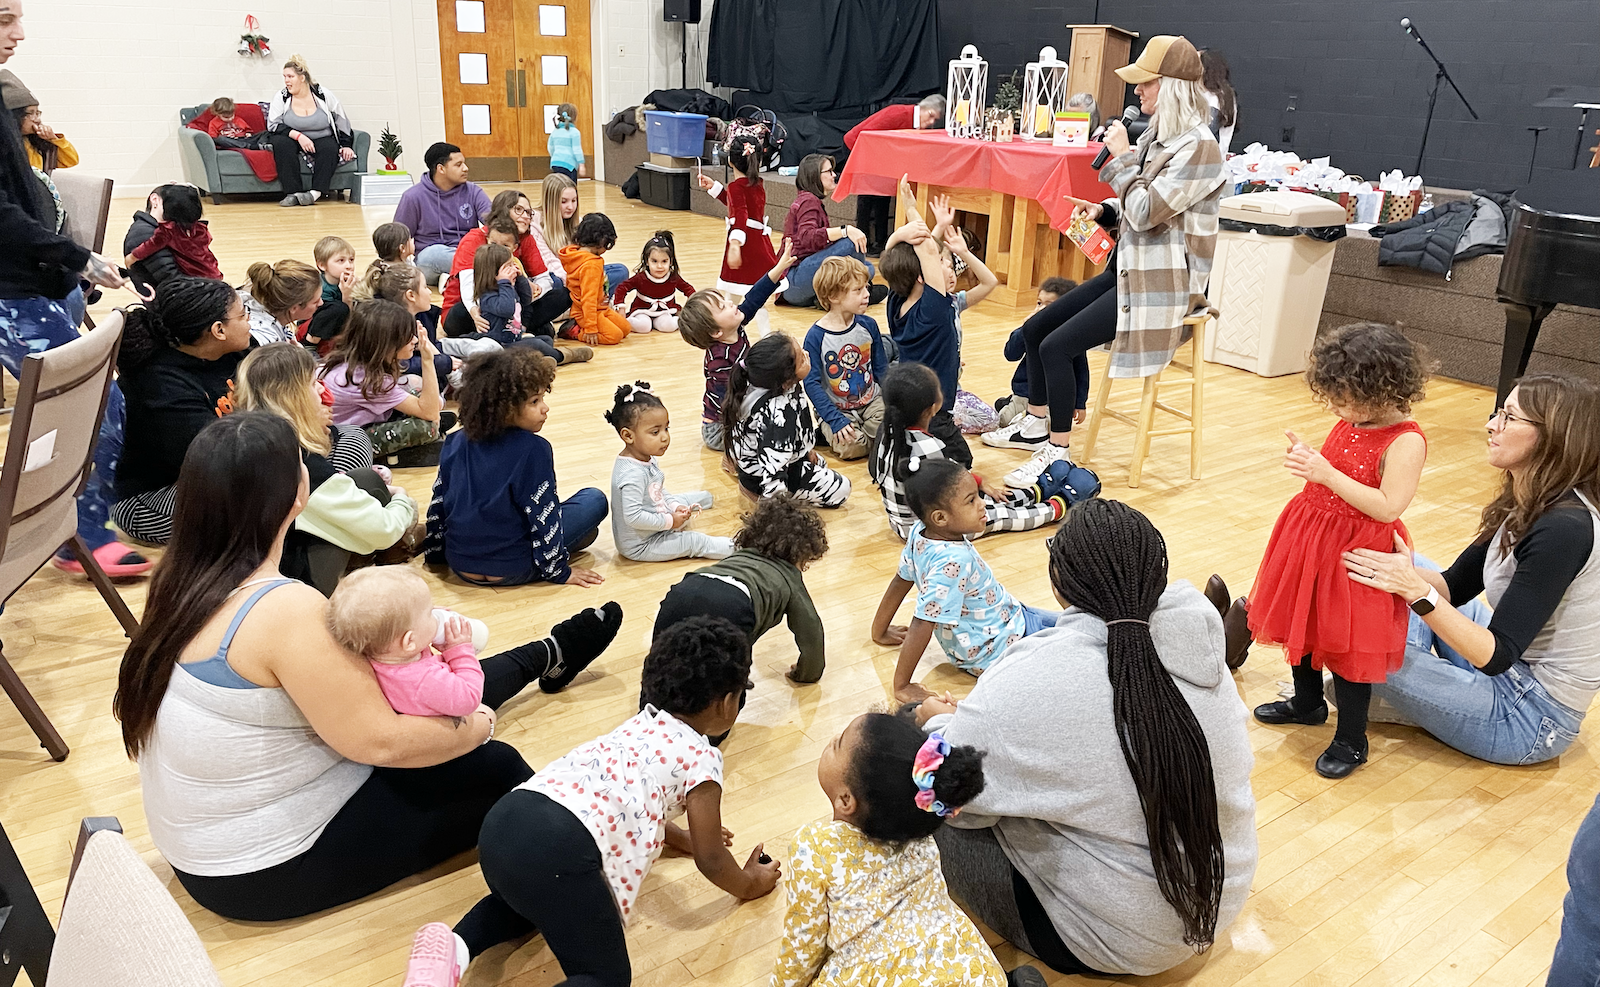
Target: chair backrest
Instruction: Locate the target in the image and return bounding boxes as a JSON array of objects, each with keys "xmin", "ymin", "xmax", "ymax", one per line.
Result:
[
  {"xmin": 47, "ymin": 825, "xmax": 222, "ymax": 987},
  {"xmin": 51, "ymin": 171, "xmax": 115, "ymax": 254},
  {"xmin": 0, "ymin": 311, "xmax": 123, "ymax": 571}
]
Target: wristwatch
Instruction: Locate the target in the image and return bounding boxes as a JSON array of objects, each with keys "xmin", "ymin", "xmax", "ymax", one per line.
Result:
[{"xmin": 1409, "ymin": 585, "xmax": 1439, "ymax": 616}]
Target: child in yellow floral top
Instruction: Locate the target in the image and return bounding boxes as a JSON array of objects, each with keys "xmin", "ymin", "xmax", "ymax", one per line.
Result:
[{"xmin": 771, "ymin": 712, "xmax": 1045, "ymax": 987}]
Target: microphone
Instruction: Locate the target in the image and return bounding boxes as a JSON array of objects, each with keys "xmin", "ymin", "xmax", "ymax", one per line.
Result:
[
  {"xmin": 1093, "ymin": 106, "xmax": 1141, "ymax": 169},
  {"xmin": 1400, "ymin": 16, "xmax": 1411, "ymax": 29}
]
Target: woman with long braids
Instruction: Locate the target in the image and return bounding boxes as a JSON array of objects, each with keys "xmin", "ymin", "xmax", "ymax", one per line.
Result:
[{"xmin": 913, "ymin": 499, "xmax": 1257, "ymax": 976}]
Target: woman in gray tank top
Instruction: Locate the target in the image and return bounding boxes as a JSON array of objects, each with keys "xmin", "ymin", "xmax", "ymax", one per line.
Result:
[
  {"xmin": 115, "ymin": 412, "xmax": 625, "ymax": 921},
  {"xmin": 264, "ymin": 55, "xmax": 357, "ymax": 206},
  {"xmin": 1345, "ymin": 373, "xmax": 1600, "ymax": 765}
]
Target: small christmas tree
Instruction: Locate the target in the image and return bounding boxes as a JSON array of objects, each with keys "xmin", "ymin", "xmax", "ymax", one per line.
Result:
[{"xmin": 378, "ymin": 125, "xmax": 403, "ymax": 173}]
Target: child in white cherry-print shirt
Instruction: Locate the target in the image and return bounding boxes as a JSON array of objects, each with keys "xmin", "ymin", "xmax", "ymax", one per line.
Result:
[{"xmin": 403, "ymin": 615, "xmax": 782, "ymax": 987}]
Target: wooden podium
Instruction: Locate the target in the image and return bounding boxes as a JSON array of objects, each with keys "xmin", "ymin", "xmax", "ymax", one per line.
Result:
[{"xmin": 1066, "ymin": 25, "xmax": 1139, "ymax": 121}]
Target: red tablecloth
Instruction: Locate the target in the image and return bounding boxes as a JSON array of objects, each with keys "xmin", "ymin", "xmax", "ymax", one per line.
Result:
[{"xmin": 834, "ymin": 129, "xmax": 1112, "ymax": 233}]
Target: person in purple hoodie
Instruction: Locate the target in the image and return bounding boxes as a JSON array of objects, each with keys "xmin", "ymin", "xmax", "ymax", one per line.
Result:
[{"xmin": 395, "ymin": 142, "xmax": 492, "ymax": 287}]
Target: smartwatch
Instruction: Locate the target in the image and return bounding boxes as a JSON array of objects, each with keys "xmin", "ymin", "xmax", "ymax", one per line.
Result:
[{"xmin": 1409, "ymin": 585, "xmax": 1439, "ymax": 616}]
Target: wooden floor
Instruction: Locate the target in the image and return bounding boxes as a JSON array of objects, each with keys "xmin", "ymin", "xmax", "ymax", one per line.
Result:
[{"xmin": 3, "ymin": 182, "xmax": 1593, "ymax": 987}]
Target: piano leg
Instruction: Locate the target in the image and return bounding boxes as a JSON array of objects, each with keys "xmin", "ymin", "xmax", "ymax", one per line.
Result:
[{"xmin": 1497, "ymin": 301, "xmax": 1553, "ymax": 408}]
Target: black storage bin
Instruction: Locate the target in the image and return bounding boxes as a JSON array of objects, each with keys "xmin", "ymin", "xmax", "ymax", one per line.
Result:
[{"xmin": 637, "ymin": 163, "xmax": 692, "ymax": 211}]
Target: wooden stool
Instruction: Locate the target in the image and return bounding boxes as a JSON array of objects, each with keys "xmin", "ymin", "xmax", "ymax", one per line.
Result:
[{"xmin": 1079, "ymin": 313, "xmax": 1210, "ymax": 488}]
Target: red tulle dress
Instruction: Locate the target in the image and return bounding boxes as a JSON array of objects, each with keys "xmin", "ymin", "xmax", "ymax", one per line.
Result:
[
  {"xmin": 1247, "ymin": 419, "xmax": 1426, "ymax": 683},
  {"xmin": 712, "ymin": 177, "xmax": 780, "ymax": 292}
]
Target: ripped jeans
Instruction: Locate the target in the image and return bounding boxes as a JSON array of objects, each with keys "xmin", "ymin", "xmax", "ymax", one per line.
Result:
[{"xmin": 1371, "ymin": 555, "xmax": 1586, "ymax": 765}]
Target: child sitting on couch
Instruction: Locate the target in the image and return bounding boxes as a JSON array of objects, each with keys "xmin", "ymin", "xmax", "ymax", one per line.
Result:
[{"xmin": 206, "ymin": 97, "xmax": 264, "ymax": 150}]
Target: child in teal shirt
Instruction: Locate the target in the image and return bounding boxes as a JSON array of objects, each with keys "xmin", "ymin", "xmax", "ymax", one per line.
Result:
[{"xmin": 547, "ymin": 102, "xmax": 586, "ymax": 181}]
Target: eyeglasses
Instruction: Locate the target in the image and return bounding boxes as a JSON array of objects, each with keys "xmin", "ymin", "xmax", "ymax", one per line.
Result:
[
  {"xmin": 1490, "ymin": 407, "xmax": 1538, "ymax": 428},
  {"xmin": 511, "ymin": 205, "xmax": 533, "ymax": 217}
]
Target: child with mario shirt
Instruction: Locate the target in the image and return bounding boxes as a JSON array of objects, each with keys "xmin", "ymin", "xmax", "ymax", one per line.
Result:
[{"xmin": 802, "ymin": 255, "xmax": 887, "ymax": 461}]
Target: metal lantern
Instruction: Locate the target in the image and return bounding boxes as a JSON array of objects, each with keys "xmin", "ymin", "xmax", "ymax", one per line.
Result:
[
  {"xmin": 1020, "ymin": 45, "xmax": 1068, "ymax": 140},
  {"xmin": 945, "ymin": 44, "xmax": 988, "ymax": 140}
]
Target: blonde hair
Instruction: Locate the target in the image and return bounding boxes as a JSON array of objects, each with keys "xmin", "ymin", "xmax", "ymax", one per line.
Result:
[
  {"xmin": 678, "ymin": 288, "xmax": 732, "ymax": 349},
  {"xmin": 314, "ymin": 235, "xmax": 355, "ymax": 267},
  {"xmin": 812, "ymin": 256, "xmax": 870, "ymax": 309},
  {"xmin": 235, "ymin": 344, "xmax": 333, "ymax": 457},
  {"xmin": 283, "ymin": 55, "xmax": 315, "ymax": 89},
  {"xmin": 1153, "ymin": 76, "xmax": 1210, "ymax": 144},
  {"xmin": 326, "ymin": 567, "xmax": 431, "ymax": 660},
  {"xmin": 539, "ymin": 173, "xmax": 578, "ymax": 251},
  {"xmin": 245, "ymin": 259, "xmax": 321, "ymax": 319}
]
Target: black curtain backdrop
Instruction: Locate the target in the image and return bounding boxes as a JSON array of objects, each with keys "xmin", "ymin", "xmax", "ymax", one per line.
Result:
[{"xmin": 708, "ymin": 0, "xmax": 942, "ymax": 115}]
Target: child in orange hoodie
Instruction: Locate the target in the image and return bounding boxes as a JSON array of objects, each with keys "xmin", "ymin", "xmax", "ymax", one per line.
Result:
[{"xmin": 558, "ymin": 212, "xmax": 631, "ymax": 346}]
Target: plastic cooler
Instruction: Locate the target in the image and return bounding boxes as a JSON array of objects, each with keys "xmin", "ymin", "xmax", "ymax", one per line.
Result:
[
  {"xmin": 1205, "ymin": 190, "xmax": 1349, "ymax": 377},
  {"xmin": 644, "ymin": 111, "xmax": 708, "ymax": 157}
]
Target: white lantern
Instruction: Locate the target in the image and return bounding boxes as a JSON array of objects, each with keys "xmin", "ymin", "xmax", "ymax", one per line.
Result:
[
  {"xmin": 945, "ymin": 44, "xmax": 988, "ymax": 140},
  {"xmin": 1020, "ymin": 45, "xmax": 1069, "ymax": 140}
]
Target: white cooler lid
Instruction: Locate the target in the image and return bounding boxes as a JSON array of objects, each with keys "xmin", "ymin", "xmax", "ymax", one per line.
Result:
[{"xmin": 1219, "ymin": 189, "xmax": 1349, "ymax": 227}]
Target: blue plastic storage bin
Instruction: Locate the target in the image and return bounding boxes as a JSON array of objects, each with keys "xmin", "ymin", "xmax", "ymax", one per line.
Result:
[{"xmin": 645, "ymin": 111, "xmax": 709, "ymax": 158}]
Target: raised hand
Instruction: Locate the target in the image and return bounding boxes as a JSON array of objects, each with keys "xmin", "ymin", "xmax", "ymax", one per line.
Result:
[{"xmin": 930, "ymin": 194, "xmax": 956, "ymax": 230}]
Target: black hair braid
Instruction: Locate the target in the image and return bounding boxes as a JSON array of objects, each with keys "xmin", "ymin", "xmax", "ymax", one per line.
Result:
[
  {"xmin": 876, "ymin": 363, "xmax": 941, "ymax": 489},
  {"xmin": 118, "ymin": 276, "xmax": 236, "ymax": 373},
  {"xmin": 1047, "ymin": 499, "xmax": 1225, "ymax": 953}
]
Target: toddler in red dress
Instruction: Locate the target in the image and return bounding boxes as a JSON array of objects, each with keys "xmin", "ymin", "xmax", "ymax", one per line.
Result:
[
  {"xmin": 611, "ymin": 230, "xmax": 695, "ymax": 333},
  {"xmin": 1247, "ymin": 322, "xmax": 1433, "ymax": 779}
]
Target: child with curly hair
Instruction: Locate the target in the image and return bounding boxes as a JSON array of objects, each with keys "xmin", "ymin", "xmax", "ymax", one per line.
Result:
[
  {"xmin": 423, "ymin": 348, "xmax": 608, "ymax": 587},
  {"xmin": 772, "ymin": 712, "xmax": 1025, "ymax": 987},
  {"xmin": 656, "ymin": 493, "xmax": 830, "ymax": 684},
  {"xmin": 1248, "ymin": 322, "xmax": 1431, "ymax": 779},
  {"xmin": 403, "ymin": 616, "xmax": 780, "ymax": 987},
  {"xmin": 606, "ymin": 381, "xmax": 734, "ymax": 563},
  {"xmin": 557, "ymin": 212, "xmax": 632, "ymax": 345}
]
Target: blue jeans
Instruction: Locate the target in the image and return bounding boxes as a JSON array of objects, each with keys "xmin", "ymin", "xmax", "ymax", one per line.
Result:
[
  {"xmin": 415, "ymin": 243, "xmax": 455, "ymax": 287},
  {"xmin": 782, "ymin": 238, "xmax": 876, "ymax": 307},
  {"xmin": 552, "ymin": 265, "xmax": 629, "ymax": 298},
  {"xmin": 1371, "ymin": 554, "xmax": 1586, "ymax": 765},
  {"xmin": 455, "ymin": 487, "xmax": 609, "ymax": 588},
  {"xmin": 1550, "ymin": 792, "xmax": 1600, "ymax": 987},
  {"xmin": 0, "ymin": 294, "xmax": 122, "ymax": 553},
  {"xmin": 549, "ymin": 165, "xmax": 578, "ymax": 182},
  {"xmin": 1021, "ymin": 605, "xmax": 1061, "ymax": 636}
]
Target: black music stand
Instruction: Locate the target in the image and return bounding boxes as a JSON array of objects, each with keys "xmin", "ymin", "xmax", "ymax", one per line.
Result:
[{"xmin": 1534, "ymin": 87, "xmax": 1600, "ymax": 169}]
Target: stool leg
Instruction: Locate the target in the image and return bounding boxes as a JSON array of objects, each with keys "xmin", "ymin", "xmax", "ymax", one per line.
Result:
[
  {"xmin": 1081, "ymin": 360, "xmax": 1113, "ymax": 464},
  {"xmin": 1190, "ymin": 322, "xmax": 1206, "ymax": 480},
  {"xmin": 1129, "ymin": 374, "xmax": 1159, "ymax": 488}
]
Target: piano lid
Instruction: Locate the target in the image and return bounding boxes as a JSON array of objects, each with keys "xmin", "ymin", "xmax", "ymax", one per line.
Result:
[
  {"xmin": 1514, "ymin": 167, "xmax": 1600, "ymax": 220},
  {"xmin": 1500, "ymin": 167, "xmax": 1600, "ymax": 312}
]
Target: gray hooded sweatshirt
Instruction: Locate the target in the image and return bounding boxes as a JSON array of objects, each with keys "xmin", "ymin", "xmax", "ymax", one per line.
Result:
[{"xmin": 926, "ymin": 580, "xmax": 1258, "ymax": 975}]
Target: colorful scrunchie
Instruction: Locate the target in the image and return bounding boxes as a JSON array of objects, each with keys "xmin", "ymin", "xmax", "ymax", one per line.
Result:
[{"xmin": 912, "ymin": 733, "xmax": 958, "ymax": 817}]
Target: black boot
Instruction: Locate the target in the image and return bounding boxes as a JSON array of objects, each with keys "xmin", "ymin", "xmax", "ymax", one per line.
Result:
[{"xmin": 542, "ymin": 601, "xmax": 624, "ymax": 693}]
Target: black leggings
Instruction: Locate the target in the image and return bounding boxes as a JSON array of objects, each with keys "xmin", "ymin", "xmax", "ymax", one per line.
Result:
[
  {"xmin": 173, "ymin": 639, "xmax": 560, "ymax": 920},
  {"xmin": 855, "ymin": 194, "xmax": 893, "ymax": 249},
  {"xmin": 1291, "ymin": 655, "xmax": 1371, "ymax": 748},
  {"xmin": 1022, "ymin": 264, "xmax": 1118, "ymax": 433},
  {"xmin": 442, "ymin": 286, "xmax": 573, "ymax": 338},
  {"xmin": 268, "ymin": 131, "xmax": 341, "ymax": 195},
  {"xmin": 456, "ymin": 789, "xmax": 631, "ymax": 986}
]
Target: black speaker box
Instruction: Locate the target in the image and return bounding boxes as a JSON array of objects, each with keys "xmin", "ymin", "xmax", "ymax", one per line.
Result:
[{"xmin": 663, "ymin": 0, "xmax": 700, "ymax": 23}]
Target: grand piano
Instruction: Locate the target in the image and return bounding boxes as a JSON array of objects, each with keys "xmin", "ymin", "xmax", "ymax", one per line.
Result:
[{"xmin": 1496, "ymin": 168, "xmax": 1600, "ymax": 406}]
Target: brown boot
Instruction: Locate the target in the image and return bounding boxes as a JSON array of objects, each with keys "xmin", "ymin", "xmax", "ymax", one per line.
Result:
[{"xmin": 1224, "ymin": 598, "xmax": 1251, "ymax": 670}]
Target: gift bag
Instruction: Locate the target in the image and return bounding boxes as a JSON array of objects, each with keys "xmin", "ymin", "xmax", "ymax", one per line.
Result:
[{"xmin": 1379, "ymin": 190, "xmax": 1424, "ymax": 224}]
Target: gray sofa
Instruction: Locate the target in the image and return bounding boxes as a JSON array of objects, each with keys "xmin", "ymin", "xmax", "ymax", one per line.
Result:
[{"xmin": 176, "ymin": 104, "xmax": 370, "ymax": 204}]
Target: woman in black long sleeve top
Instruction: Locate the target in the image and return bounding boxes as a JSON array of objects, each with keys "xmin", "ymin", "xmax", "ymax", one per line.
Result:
[{"xmin": 1344, "ymin": 374, "xmax": 1600, "ymax": 765}]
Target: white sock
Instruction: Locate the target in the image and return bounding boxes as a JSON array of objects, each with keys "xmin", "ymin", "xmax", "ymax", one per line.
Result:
[
  {"xmin": 309, "ymin": 189, "xmax": 322, "ymax": 201},
  {"xmin": 1019, "ymin": 414, "xmax": 1047, "ymax": 438}
]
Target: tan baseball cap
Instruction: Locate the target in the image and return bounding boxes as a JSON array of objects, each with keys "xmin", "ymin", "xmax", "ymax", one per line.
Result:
[{"xmin": 1114, "ymin": 35, "xmax": 1203, "ymax": 84}]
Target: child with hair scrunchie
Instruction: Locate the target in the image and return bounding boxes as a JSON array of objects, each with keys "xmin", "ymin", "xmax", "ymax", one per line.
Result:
[{"xmin": 770, "ymin": 712, "xmax": 1044, "ymax": 987}]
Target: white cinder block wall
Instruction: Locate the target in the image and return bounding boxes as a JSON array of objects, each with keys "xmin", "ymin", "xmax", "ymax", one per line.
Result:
[
  {"xmin": 8, "ymin": 0, "xmax": 445, "ymax": 190},
  {"xmin": 8, "ymin": 0, "xmax": 713, "ymax": 190}
]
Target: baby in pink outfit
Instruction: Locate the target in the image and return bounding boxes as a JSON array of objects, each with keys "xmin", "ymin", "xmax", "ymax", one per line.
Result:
[{"xmin": 327, "ymin": 567, "xmax": 490, "ymax": 718}]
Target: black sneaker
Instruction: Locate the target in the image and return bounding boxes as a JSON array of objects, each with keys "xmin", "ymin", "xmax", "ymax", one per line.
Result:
[
  {"xmin": 867, "ymin": 284, "xmax": 889, "ymax": 305},
  {"xmin": 438, "ymin": 410, "xmax": 458, "ymax": 433},
  {"xmin": 541, "ymin": 601, "xmax": 624, "ymax": 693},
  {"xmin": 1007, "ymin": 967, "xmax": 1048, "ymax": 987},
  {"xmin": 387, "ymin": 441, "xmax": 443, "ymax": 469}
]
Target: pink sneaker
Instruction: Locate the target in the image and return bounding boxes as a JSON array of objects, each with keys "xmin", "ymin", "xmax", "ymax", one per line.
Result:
[{"xmin": 403, "ymin": 923, "xmax": 462, "ymax": 987}]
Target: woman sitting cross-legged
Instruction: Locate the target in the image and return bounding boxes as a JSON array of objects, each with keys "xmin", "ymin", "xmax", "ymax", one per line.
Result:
[
  {"xmin": 112, "ymin": 276, "xmax": 253, "ymax": 545},
  {"xmin": 913, "ymin": 498, "xmax": 1258, "ymax": 977},
  {"xmin": 780, "ymin": 153, "xmax": 884, "ymax": 308},
  {"xmin": 1340, "ymin": 372, "xmax": 1600, "ymax": 764},
  {"xmin": 114, "ymin": 412, "xmax": 623, "ymax": 921}
]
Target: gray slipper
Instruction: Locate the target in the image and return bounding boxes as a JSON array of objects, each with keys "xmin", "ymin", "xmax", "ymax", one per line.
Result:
[
  {"xmin": 296, "ymin": 191, "xmax": 317, "ymax": 206},
  {"xmin": 278, "ymin": 193, "xmax": 301, "ymax": 207}
]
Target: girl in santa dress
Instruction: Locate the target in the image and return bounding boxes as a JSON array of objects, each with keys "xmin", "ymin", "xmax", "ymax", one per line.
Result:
[
  {"xmin": 697, "ymin": 122, "xmax": 784, "ymax": 334},
  {"xmin": 610, "ymin": 230, "xmax": 696, "ymax": 333},
  {"xmin": 1247, "ymin": 322, "xmax": 1432, "ymax": 781}
]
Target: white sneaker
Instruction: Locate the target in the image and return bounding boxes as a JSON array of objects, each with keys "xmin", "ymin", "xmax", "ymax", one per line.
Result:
[
  {"xmin": 982, "ymin": 413, "xmax": 1047, "ymax": 450},
  {"xmin": 1004, "ymin": 441, "xmax": 1071, "ymax": 488}
]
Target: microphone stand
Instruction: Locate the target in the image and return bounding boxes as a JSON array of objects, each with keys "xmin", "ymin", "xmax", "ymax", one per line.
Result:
[{"xmin": 1404, "ymin": 18, "xmax": 1479, "ymax": 178}]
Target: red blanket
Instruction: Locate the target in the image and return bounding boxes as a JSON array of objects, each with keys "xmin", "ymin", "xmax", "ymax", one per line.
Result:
[
  {"xmin": 187, "ymin": 103, "xmax": 278, "ymax": 182},
  {"xmin": 834, "ymin": 129, "xmax": 1112, "ymax": 233}
]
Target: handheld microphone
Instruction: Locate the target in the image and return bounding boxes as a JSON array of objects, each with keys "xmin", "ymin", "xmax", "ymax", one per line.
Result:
[
  {"xmin": 1400, "ymin": 16, "xmax": 1412, "ymax": 29},
  {"xmin": 1092, "ymin": 106, "xmax": 1142, "ymax": 169}
]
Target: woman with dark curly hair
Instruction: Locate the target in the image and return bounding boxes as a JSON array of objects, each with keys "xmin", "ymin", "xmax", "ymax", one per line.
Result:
[
  {"xmin": 654, "ymin": 493, "xmax": 830, "ymax": 684},
  {"xmin": 402, "ymin": 615, "xmax": 780, "ymax": 987},
  {"xmin": 422, "ymin": 347, "xmax": 608, "ymax": 587},
  {"xmin": 1245, "ymin": 322, "xmax": 1432, "ymax": 779}
]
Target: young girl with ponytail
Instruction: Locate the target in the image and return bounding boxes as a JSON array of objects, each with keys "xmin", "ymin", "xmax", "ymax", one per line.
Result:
[
  {"xmin": 873, "ymin": 362, "xmax": 1084, "ymax": 540},
  {"xmin": 722, "ymin": 332, "xmax": 851, "ymax": 507},
  {"xmin": 770, "ymin": 712, "xmax": 1040, "ymax": 987}
]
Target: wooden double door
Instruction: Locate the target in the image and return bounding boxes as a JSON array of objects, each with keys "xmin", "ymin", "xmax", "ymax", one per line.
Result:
[{"xmin": 436, "ymin": 0, "xmax": 593, "ymax": 182}]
